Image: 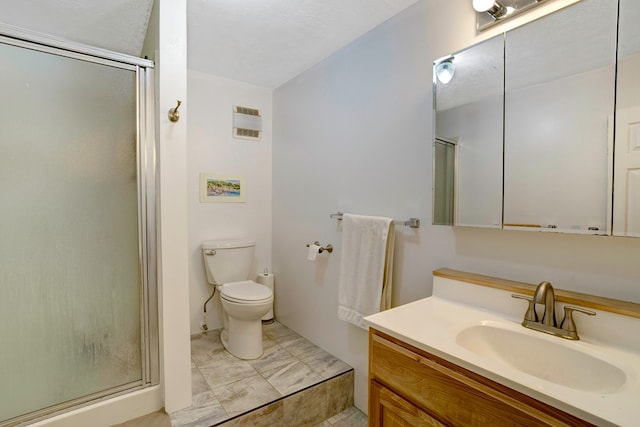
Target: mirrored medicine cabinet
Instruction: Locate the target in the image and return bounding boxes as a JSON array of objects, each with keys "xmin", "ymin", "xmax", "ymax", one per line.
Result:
[{"xmin": 433, "ymin": 0, "xmax": 640, "ymax": 237}]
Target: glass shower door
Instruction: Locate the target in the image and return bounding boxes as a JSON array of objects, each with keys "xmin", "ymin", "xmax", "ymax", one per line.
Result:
[{"xmin": 0, "ymin": 39, "xmax": 153, "ymax": 424}]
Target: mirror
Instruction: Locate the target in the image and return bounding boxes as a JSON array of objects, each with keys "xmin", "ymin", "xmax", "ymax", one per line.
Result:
[
  {"xmin": 433, "ymin": 35, "xmax": 503, "ymax": 228},
  {"xmin": 614, "ymin": 0, "xmax": 640, "ymax": 237},
  {"xmin": 503, "ymin": 0, "xmax": 617, "ymax": 234},
  {"xmin": 433, "ymin": 0, "xmax": 638, "ymax": 236}
]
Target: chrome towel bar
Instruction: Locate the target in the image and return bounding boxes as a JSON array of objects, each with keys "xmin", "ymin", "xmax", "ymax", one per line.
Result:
[{"xmin": 330, "ymin": 212, "xmax": 420, "ymax": 228}]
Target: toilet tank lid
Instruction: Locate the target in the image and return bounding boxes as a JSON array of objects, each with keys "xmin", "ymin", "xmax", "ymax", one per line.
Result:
[{"xmin": 202, "ymin": 239, "xmax": 255, "ymax": 250}]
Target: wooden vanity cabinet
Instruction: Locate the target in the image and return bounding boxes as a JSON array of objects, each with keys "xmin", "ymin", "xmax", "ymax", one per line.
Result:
[{"xmin": 368, "ymin": 329, "xmax": 593, "ymax": 427}]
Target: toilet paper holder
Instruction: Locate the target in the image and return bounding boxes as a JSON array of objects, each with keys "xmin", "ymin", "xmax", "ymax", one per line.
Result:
[{"xmin": 306, "ymin": 241, "xmax": 333, "ymax": 254}]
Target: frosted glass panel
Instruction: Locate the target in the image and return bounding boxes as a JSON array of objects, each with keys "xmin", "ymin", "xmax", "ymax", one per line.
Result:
[{"xmin": 0, "ymin": 42, "xmax": 141, "ymax": 422}]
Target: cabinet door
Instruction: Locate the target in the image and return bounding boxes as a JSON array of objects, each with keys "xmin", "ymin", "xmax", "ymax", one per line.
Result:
[
  {"xmin": 369, "ymin": 331, "xmax": 593, "ymax": 427},
  {"xmin": 614, "ymin": 0, "xmax": 640, "ymax": 237},
  {"xmin": 433, "ymin": 35, "xmax": 504, "ymax": 228},
  {"xmin": 503, "ymin": 0, "xmax": 617, "ymax": 233},
  {"xmin": 369, "ymin": 380, "xmax": 446, "ymax": 427}
]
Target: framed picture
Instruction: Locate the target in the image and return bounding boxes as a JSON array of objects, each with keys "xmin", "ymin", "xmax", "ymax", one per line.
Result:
[{"xmin": 199, "ymin": 174, "xmax": 246, "ymax": 203}]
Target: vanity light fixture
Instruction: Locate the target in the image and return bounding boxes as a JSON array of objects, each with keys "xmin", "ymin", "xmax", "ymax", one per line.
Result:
[
  {"xmin": 435, "ymin": 57, "xmax": 455, "ymax": 85},
  {"xmin": 472, "ymin": 0, "xmax": 511, "ymax": 20},
  {"xmin": 474, "ymin": 0, "xmax": 547, "ymax": 31}
]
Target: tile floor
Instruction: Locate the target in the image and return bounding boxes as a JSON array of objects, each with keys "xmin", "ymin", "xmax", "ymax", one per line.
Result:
[
  {"xmin": 117, "ymin": 406, "xmax": 366, "ymax": 427},
  {"xmin": 167, "ymin": 321, "xmax": 366, "ymax": 427}
]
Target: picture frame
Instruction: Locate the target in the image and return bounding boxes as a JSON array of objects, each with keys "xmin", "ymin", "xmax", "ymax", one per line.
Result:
[{"xmin": 199, "ymin": 173, "xmax": 246, "ymax": 203}]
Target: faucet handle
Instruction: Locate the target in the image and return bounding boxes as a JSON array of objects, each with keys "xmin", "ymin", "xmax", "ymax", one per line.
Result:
[
  {"xmin": 560, "ymin": 306, "xmax": 596, "ymax": 338},
  {"xmin": 511, "ymin": 294, "xmax": 538, "ymax": 322}
]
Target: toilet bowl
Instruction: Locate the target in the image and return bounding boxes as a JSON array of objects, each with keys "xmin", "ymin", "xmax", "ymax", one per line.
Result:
[
  {"xmin": 219, "ymin": 280, "xmax": 273, "ymax": 359},
  {"xmin": 201, "ymin": 239, "xmax": 273, "ymax": 359}
]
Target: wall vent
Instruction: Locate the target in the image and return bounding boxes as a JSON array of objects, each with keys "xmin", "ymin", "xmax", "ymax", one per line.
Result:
[{"xmin": 233, "ymin": 105, "xmax": 262, "ymax": 141}]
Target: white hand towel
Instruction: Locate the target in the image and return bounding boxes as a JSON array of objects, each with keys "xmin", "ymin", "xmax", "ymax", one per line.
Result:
[{"xmin": 337, "ymin": 213, "xmax": 395, "ymax": 329}]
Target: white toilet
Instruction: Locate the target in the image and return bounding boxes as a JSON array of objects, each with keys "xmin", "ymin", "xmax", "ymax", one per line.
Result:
[{"xmin": 201, "ymin": 239, "xmax": 273, "ymax": 359}]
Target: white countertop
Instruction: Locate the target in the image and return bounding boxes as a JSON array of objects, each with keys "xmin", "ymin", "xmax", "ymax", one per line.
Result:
[{"xmin": 364, "ymin": 276, "xmax": 640, "ymax": 427}]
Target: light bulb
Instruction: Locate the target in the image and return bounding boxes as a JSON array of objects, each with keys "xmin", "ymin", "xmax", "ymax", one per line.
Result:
[
  {"xmin": 473, "ymin": 0, "xmax": 497, "ymax": 12},
  {"xmin": 472, "ymin": 0, "xmax": 509, "ymax": 19},
  {"xmin": 436, "ymin": 60, "xmax": 455, "ymax": 85}
]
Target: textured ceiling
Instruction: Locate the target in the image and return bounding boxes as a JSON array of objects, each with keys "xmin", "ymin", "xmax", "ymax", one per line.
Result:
[
  {"xmin": 0, "ymin": 0, "xmax": 154, "ymax": 57},
  {"xmin": 187, "ymin": 0, "xmax": 420, "ymax": 88},
  {"xmin": 0, "ymin": 0, "xmax": 419, "ymax": 89}
]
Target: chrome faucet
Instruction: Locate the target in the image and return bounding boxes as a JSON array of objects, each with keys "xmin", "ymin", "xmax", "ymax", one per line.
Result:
[{"xmin": 512, "ymin": 281, "xmax": 596, "ymax": 340}]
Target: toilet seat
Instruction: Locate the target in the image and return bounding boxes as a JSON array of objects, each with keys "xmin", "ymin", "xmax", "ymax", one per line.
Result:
[{"xmin": 221, "ymin": 280, "xmax": 272, "ymax": 304}]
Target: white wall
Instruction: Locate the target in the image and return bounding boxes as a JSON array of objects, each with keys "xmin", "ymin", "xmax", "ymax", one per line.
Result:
[
  {"xmin": 618, "ymin": 53, "xmax": 640, "ymax": 109},
  {"xmin": 187, "ymin": 70, "xmax": 273, "ymax": 334},
  {"xmin": 153, "ymin": 0, "xmax": 192, "ymax": 414},
  {"xmin": 273, "ymin": 1, "xmax": 455, "ymax": 412},
  {"xmin": 272, "ymin": 0, "xmax": 640, "ymax": 413}
]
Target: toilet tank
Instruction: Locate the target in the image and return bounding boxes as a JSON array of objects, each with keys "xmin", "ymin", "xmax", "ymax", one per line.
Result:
[{"xmin": 202, "ymin": 239, "xmax": 255, "ymax": 285}]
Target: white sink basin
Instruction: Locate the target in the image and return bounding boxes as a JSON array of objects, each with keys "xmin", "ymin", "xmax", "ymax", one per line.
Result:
[
  {"xmin": 365, "ymin": 278, "xmax": 640, "ymax": 426},
  {"xmin": 455, "ymin": 322, "xmax": 627, "ymax": 394}
]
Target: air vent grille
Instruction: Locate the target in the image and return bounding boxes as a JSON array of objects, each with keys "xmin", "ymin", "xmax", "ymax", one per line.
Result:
[
  {"xmin": 235, "ymin": 128, "xmax": 261, "ymax": 139},
  {"xmin": 233, "ymin": 105, "xmax": 262, "ymax": 141},
  {"xmin": 235, "ymin": 106, "xmax": 261, "ymax": 117}
]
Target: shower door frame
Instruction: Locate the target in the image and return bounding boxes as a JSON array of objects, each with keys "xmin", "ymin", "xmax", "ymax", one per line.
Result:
[{"xmin": 0, "ymin": 24, "xmax": 159, "ymax": 427}]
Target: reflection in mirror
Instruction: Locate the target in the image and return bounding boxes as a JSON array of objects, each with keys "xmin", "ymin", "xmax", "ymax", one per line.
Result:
[
  {"xmin": 614, "ymin": 0, "xmax": 640, "ymax": 237},
  {"xmin": 433, "ymin": 35, "xmax": 503, "ymax": 228},
  {"xmin": 503, "ymin": 0, "xmax": 617, "ymax": 234},
  {"xmin": 433, "ymin": 139, "xmax": 455, "ymax": 225}
]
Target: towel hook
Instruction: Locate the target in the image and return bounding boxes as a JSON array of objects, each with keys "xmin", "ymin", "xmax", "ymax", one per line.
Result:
[{"xmin": 168, "ymin": 100, "xmax": 182, "ymax": 122}]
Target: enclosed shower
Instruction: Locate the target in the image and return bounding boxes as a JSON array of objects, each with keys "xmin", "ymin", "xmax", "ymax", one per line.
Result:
[{"xmin": 0, "ymin": 27, "xmax": 157, "ymax": 426}]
